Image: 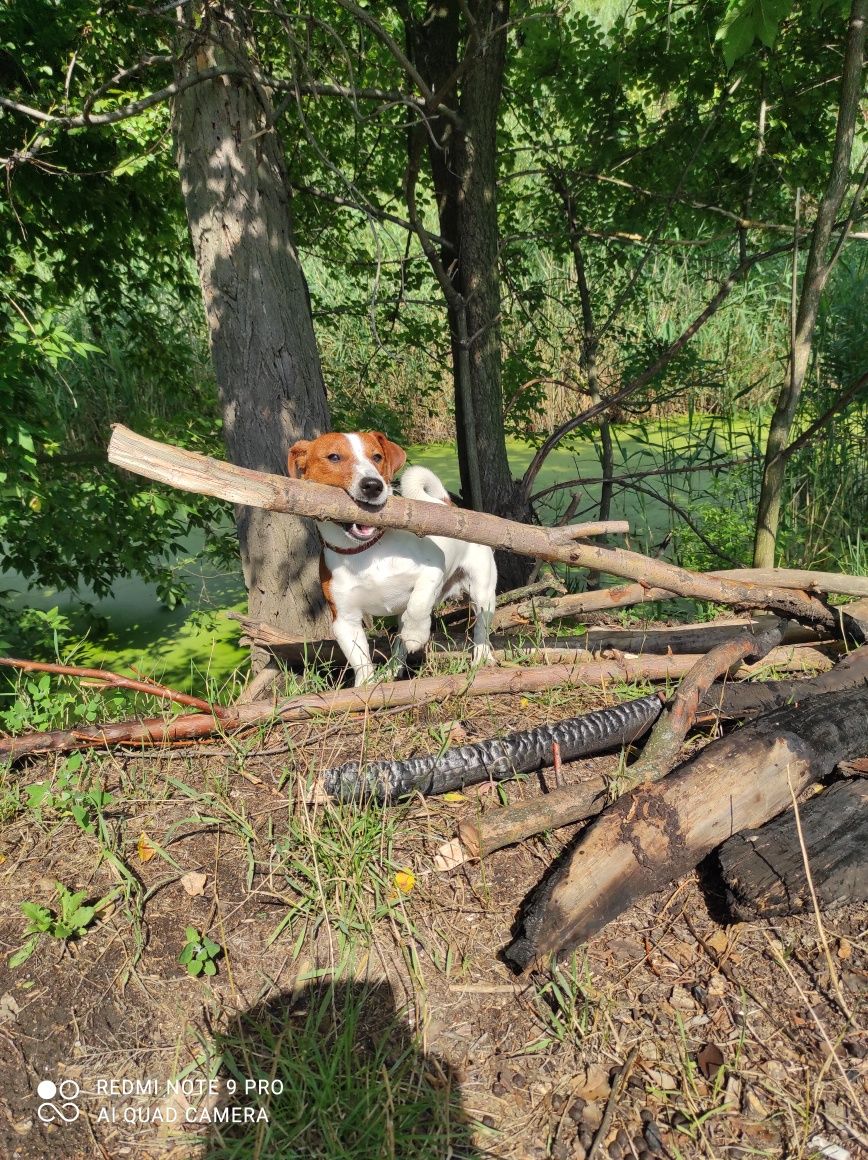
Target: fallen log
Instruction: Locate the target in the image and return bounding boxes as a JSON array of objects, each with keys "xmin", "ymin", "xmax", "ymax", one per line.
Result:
[
  {"xmin": 503, "ymin": 683, "xmax": 868, "ymax": 972},
  {"xmin": 107, "ymin": 425, "xmax": 865, "ymax": 642},
  {"xmin": 709, "ymin": 778, "xmax": 868, "ymax": 921},
  {"xmin": 0, "ymin": 648, "xmax": 836, "ymax": 761},
  {"xmin": 228, "ymin": 609, "xmax": 821, "ymax": 658},
  {"xmin": 440, "ymin": 644, "xmax": 868, "ymax": 866},
  {"xmin": 226, "ymin": 611, "xmax": 836, "ymax": 674},
  {"xmin": 624, "ymin": 625, "xmax": 783, "ymax": 787},
  {"xmin": 322, "ymin": 694, "xmax": 665, "ymax": 803},
  {"xmin": 497, "ymin": 575, "xmax": 868, "ymax": 628}
]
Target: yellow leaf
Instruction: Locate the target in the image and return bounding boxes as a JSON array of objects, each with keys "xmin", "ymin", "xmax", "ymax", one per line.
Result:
[
  {"xmin": 519, "ymin": 697, "xmax": 530, "ymax": 708},
  {"xmin": 28, "ymin": 496, "xmax": 42, "ymax": 512},
  {"xmin": 442, "ymin": 792, "xmax": 467, "ymax": 803},
  {"xmin": 393, "ymin": 870, "xmax": 415, "ymax": 893},
  {"xmin": 137, "ymin": 832, "xmax": 157, "ymax": 863}
]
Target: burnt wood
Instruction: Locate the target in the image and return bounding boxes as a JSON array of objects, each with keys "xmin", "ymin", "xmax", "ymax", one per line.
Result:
[
  {"xmin": 504, "ymin": 684, "xmax": 868, "ymax": 972},
  {"xmin": 711, "ymin": 778, "xmax": 868, "ymax": 920}
]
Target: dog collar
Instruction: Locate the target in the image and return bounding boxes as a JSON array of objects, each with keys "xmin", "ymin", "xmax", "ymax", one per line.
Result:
[{"xmin": 318, "ymin": 528, "xmax": 385, "ymax": 556}]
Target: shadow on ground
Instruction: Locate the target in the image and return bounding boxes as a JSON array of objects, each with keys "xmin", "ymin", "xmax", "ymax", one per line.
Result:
[{"xmin": 204, "ymin": 977, "xmax": 491, "ymax": 1160}]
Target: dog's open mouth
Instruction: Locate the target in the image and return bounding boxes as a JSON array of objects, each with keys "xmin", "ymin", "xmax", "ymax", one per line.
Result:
[{"xmin": 342, "ymin": 522, "xmax": 379, "ymax": 542}]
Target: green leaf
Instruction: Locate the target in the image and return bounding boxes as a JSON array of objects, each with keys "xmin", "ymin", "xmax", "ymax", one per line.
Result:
[
  {"xmin": 8, "ymin": 936, "xmax": 40, "ymax": 968},
  {"xmin": 716, "ymin": 0, "xmax": 793, "ymax": 67}
]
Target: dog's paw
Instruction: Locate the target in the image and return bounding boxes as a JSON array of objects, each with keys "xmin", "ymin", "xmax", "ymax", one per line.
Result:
[{"xmin": 472, "ymin": 645, "xmax": 497, "ymax": 668}]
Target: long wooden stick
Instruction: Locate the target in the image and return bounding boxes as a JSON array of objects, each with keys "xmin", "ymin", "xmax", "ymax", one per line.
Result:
[
  {"xmin": 496, "ymin": 570, "xmax": 868, "ymax": 627},
  {"xmin": 107, "ymin": 426, "xmax": 863, "ymax": 640},
  {"xmin": 0, "ymin": 646, "xmax": 832, "ymax": 762}
]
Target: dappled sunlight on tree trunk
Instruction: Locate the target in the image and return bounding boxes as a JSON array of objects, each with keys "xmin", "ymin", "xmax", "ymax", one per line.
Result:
[{"xmin": 172, "ymin": 1, "xmax": 331, "ymax": 666}]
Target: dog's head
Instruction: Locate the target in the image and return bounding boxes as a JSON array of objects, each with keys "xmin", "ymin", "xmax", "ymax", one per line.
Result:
[{"xmin": 288, "ymin": 432, "xmax": 407, "ymax": 543}]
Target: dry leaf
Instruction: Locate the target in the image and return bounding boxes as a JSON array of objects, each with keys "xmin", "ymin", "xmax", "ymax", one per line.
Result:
[
  {"xmin": 0, "ymin": 993, "xmax": 21, "ymax": 1022},
  {"xmin": 394, "ymin": 869, "xmax": 415, "ymax": 893},
  {"xmin": 433, "ymin": 839, "xmax": 469, "ymax": 872},
  {"xmin": 570, "ymin": 1064, "xmax": 610, "ymax": 1101},
  {"xmin": 697, "ymin": 1042, "xmax": 725, "ymax": 1080},
  {"xmin": 137, "ymin": 832, "xmax": 157, "ymax": 863},
  {"xmin": 706, "ymin": 929, "xmax": 729, "ymax": 955},
  {"xmin": 837, "ymin": 938, "xmax": 852, "ymax": 961},
  {"xmin": 180, "ymin": 872, "xmax": 207, "ymax": 897}
]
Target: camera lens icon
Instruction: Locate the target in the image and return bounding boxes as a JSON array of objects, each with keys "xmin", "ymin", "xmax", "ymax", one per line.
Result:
[{"xmin": 37, "ymin": 1078, "xmax": 81, "ymax": 1123}]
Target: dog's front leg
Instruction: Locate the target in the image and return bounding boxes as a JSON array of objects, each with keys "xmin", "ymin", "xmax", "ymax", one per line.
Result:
[
  {"xmin": 332, "ymin": 615, "xmax": 376, "ymax": 686},
  {"xmin": 394, "ymin": 572, "xmax": 440, "ymax": 671}
]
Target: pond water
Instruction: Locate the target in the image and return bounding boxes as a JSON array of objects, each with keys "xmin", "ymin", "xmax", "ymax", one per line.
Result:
[{"xmin": 6, "ymin": 418, "xmax": 757, "ymax": 690}]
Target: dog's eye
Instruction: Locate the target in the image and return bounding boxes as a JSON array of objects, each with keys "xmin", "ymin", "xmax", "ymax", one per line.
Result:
[
  {"xmin": 326, "ymin": 453, "xmax": 342, "ymax": 463},
  {"xmin": 371, "ymin": 454, "xmax": 383, "ymax": 464}
]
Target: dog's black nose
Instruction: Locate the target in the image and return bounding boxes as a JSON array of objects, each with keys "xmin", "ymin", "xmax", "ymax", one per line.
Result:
[{"xmin": 359, "ymin": 476, "xmax": 385, "ymax": 500}]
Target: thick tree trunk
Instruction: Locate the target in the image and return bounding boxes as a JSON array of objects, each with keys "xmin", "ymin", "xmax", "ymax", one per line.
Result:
[
  {"xmin": 172, "ymin": 3, "xmax": 331, "ymax": 666},
  {"xmin": 409, "ymin": 1, "xmax": 532, "ymax": 588}
]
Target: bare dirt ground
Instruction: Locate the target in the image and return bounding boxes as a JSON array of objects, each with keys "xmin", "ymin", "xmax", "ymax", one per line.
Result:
[{"xmin": 0, "ymin": 673, "xmax": 865, "ymax": 1160}]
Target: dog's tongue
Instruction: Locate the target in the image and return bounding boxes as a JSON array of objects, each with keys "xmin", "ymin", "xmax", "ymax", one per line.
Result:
[{"xmin": 350, "ymin": 523, "xmax": 376, "ymax": 539}]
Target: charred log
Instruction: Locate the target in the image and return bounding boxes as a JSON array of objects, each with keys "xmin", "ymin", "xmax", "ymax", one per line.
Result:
[
  {"xmin": 708, "ymin": 778, "xmax": 868, "ymax": 921},
  {"xmin": 503, "ymin": 684, "xmax": 868, "ymax": 973},
  {"xmin": 322, "ymin": 694, "xmax": 665, "ymax": 803}
]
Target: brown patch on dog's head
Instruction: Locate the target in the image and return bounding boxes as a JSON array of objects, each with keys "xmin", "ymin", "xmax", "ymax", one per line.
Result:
[{"xmin": 363, "ymin": 432, "xmax": 406, "ymax": 481}]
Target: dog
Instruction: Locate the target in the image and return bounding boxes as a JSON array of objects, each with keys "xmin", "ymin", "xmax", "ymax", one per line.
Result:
[{"xmin": 288, "ymin": 432, "xmax": 497, "ymax": 686}]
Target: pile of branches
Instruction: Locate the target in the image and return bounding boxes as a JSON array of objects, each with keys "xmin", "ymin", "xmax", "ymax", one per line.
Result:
[{"xmin": 2, "ymin": 426, "xmax": 866, "ymax": 969}]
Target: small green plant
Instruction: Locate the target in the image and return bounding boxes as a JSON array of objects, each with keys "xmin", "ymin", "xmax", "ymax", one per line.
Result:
[
  {"xmin": 179, "ymin": 926, "xmax": 222, "ymax": 978},
  {"xmin": 24, "ymin": 752, "xmax": 114, "ymax": 833},
  {"xmin": 9, "ymin": 881, "xmax": 111, "ymax": 967}
]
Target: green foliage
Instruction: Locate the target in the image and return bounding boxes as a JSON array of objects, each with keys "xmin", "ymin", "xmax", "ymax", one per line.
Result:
[
  {"xmin": 0, "ymin": 0, "xmax": 864, "ymax": 631},
  {"xmin": 0, "ymin": 668, "xmax": 131, "ymax": 734},
  {"xmin": 179, "ymin": 926, "xmax": 222, "ymax": 977},
  {"xmin": 23, "ymin": 752, "xmax": 114, "ymax": 833},
  {"xmin": 9, "ymin": 880, "xmax": 110, "ymax": 968}
]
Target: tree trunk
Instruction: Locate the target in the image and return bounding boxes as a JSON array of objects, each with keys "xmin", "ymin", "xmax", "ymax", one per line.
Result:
[
  {"xmin": 408, "ymin": 1, "xmax": 532, "ymax": 588},
  {"xmin": 172, "ymin": 2, "xmax": 331, "ymax": 667},
  {"xmin": 753, "ymin": 0, "xmax": 867, "ymax": 566}
]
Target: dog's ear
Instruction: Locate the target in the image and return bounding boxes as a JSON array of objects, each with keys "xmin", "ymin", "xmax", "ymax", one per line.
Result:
[
  {"xmin": 371, "ymin": 433, "xmax": 407, "ymax": 480},
  {"xmin": 288, "ymin": 440, "xmax": 311, "ymax": 478}
]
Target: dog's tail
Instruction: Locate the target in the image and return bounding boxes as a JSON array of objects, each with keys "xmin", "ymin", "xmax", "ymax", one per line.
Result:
[{"xmin": 399, "ymin": 465, "xmax": 452, "ymax": 505}]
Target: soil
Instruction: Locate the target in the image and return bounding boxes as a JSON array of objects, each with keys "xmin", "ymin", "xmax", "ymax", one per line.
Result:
[{"xmin": 0, "ymin": 676, "xmax": 865, "ymax": 1160}]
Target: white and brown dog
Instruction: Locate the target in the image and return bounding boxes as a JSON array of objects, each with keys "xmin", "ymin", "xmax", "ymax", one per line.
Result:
[{"xmin": 288, "ymin": 432, "xmax": 497, "ymax": 685}]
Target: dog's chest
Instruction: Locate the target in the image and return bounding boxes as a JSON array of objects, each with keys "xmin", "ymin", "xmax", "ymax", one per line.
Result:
[{"xmin": 329, "ymin": 547, "xmax": 430, "ymax": 616}]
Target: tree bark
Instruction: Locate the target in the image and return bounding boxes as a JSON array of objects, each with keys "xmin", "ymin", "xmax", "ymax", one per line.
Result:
[
  {"xmin": 407, "ymin": 1, "xmax": 532, "ymax": 588},
  {"xmin": 171, "ymin": 2, "xmax": 331, "ymax": 666},
  {"xmin": 753, "ymin": 0, "xmax": 867, "ymax": 566}
]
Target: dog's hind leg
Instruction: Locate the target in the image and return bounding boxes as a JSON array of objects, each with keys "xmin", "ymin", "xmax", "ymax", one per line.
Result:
[{"xmin": 468, "ymin": 558, "xmax": 497, "ymax": 667}]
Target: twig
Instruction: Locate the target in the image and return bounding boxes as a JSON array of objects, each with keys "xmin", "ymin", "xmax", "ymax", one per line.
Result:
[
  {"xmin": 0, "ymin": 657, "xmax": 228, "ymax": 718},
  {"xmin": 784, "ymin": 769, "xmax": 853, "ymax": 1021},
  {"xmin": 587, "ymin": 1046, "xmax": 639, "ymax": 1160}
]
